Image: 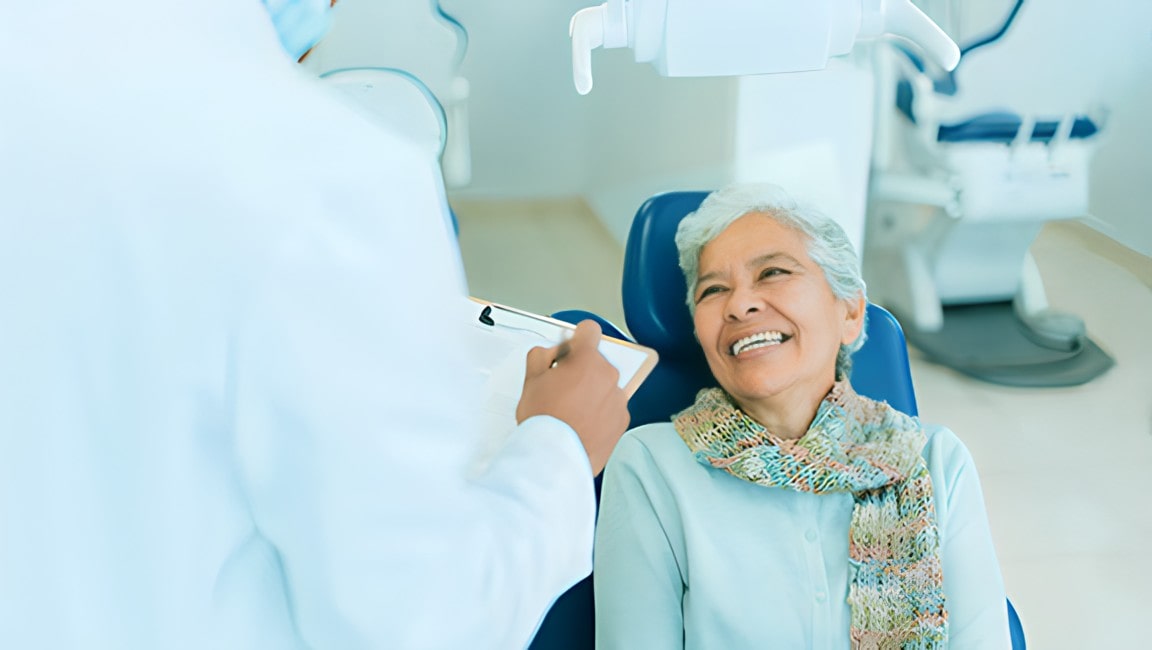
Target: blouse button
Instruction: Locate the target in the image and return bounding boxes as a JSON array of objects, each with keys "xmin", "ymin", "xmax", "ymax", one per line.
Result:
[
  {"xmin": 804, "ymin": 529, "xmax": 818, "ymax": 543},
  {"xmin": 815, "ymin": 591, "xmax": 828, "ymax": 604}
]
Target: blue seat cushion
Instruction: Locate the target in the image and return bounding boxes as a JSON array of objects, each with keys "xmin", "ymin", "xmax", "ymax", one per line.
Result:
[{"xmin": 936, "ymin": 112, "xmax": 1098, "ymax": 143}]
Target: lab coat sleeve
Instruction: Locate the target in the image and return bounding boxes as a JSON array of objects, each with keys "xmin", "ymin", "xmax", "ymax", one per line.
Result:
[
  {"xmin": 924, "ymin": 426, "xmax": 1012, "ymax": 649},
  {"xmin": 594, "ymin": 430, "xmax": 686, "ymax": 650},
  {"xmin": 230, "ymin": 146, "xmax": 595, "ymax": 649}
]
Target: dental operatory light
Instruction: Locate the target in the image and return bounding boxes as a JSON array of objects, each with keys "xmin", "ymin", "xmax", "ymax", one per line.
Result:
[{"xmin": 569, "ymin": 0, "xmax": 960, "ymax": 94}]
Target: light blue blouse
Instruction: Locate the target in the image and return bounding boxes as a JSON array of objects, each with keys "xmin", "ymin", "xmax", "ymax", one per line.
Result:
[{"xmin": 594, "ymin": 422, "xmax": 1011, "ymax": 649}]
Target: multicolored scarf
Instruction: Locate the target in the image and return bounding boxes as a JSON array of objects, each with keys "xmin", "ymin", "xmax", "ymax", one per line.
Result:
[{"xmin": 673, "ymin": 381, "xmax": 948, "ymax": 649}]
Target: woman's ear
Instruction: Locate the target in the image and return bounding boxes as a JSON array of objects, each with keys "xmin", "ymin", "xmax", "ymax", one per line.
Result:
[{"xmin": 841, "ymin": 294, "xmax": 867, "ymax": 346}]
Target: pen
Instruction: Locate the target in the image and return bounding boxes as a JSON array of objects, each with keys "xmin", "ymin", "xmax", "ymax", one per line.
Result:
[{"xmin": 550, "ymin": 341, "xmax": 571, "ymax": 369}]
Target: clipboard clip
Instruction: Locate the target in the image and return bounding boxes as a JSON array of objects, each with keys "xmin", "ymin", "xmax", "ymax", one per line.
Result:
[{"xmin": 478, "ymin": 305, "xmax": 496, "ymax": 327}]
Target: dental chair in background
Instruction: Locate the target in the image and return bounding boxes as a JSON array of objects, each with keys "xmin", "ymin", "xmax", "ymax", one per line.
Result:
[
  {"xmin": 865, "ymin": 0, "xmax": 1112, "ymax": 387},
  {"xmin": 531, "ymin": 191, "xmax": 1025, "ymax": 649}
]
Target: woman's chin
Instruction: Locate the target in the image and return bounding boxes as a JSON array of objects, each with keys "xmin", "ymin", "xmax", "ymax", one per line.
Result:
[
  {"xmin": 722, "ymin": 373, "xmax": 793, "ymax": 407},
  {"xmin": 721, "ymin": 365, "xmax": 836, "ymax": 412}
]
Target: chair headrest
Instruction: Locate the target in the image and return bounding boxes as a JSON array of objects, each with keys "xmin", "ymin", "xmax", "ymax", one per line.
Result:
[{"xmin": 622, "ymin": 191, "xmax": 710, "ymax": 359}]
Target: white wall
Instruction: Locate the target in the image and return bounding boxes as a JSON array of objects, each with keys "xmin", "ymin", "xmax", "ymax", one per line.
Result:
[
  {"xmin": 734, "ymin": 54, "xmax": 877, "ymax": 256},
  {"xmin": 579, "ymin": 49, "xmax": 737, "ymax": 245},
  {"xmin": 441, "ymin": 0, "xmax": 596, "ymax": 198},
  {"xmin": 1091, "ymin": 66, "xmax": 1152, "ymax": 258}
]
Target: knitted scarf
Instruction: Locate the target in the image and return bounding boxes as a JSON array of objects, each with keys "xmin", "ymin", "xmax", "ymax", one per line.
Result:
[{"xmin": 673, "ymin": 381, "xmax": 948, "ymax": 649}]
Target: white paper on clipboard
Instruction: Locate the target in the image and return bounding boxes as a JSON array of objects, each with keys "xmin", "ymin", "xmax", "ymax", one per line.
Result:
[{"xmin": 459, "ymin": 296, "xmax": 658, "ymax": 460}]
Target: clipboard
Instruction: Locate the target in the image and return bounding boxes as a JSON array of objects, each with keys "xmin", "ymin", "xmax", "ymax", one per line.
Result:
[
  {"xmin": 458, "ymin": 297, "xmax": 658, "ymax": 474},
  {"xmin": 465, "ymin": 297, "xmax": 658, "ymax": 399}
]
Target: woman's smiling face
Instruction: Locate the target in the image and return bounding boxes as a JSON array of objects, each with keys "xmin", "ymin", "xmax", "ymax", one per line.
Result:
[{"xmin": 691, "ymin": 213, "xmax": 864, "ymax": 413}]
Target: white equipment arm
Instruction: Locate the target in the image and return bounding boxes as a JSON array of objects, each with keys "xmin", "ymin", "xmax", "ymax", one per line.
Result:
[{"xmin": 570, "ymin": 0, "xmax": 958, "ymax": 94}]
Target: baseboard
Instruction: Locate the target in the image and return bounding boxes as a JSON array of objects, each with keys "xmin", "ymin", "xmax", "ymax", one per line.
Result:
[{"xmin": 1046, "ymin": 221, "xmax": 1152, "ymax": 290}]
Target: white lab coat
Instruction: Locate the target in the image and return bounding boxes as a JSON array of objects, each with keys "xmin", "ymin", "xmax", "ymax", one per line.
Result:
[{"xmin": 0, "ymin": 2, "xmax": 594, "ymax": 648}]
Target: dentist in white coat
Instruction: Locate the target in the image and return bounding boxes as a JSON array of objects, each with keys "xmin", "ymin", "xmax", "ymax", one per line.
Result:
[{"xmin": 0, "ymin": 1, "xmax": 627, "ymax": 648}]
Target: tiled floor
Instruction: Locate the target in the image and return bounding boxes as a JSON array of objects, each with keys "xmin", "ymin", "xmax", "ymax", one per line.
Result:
[{"xmin": 452, "ymin": 197, "xmax": 1152, "ymax": 649}]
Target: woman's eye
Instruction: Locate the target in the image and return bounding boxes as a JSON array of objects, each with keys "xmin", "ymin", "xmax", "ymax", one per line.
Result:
[
  {"xmin": 759, "ymin": 267, "xmax": 789, "ymax": 280},
  {"xmin": 696, "ymin": 285, "xmax": 725, "ymax": 302}
]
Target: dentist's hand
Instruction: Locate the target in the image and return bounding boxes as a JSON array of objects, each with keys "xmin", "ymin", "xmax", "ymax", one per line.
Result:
[{"xmin": 516, "ymin": 320, "xmax": 630, "ymax": 475}]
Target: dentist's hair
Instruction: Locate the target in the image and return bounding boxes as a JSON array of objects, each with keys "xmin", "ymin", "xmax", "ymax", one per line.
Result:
[{"xmin": 673, "ymin": 183, "xmax": 868, "ymax": 380}]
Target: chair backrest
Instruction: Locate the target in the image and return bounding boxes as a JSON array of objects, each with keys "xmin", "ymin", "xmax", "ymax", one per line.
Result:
[{"xmin": 622, "ymin": 191, "xmax": 919, "ymax": 422}]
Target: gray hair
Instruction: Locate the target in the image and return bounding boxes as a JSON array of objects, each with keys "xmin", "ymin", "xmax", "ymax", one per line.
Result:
[{"xmin": 674, "ymin": 183, "xmax": 868, "ymax": 380}]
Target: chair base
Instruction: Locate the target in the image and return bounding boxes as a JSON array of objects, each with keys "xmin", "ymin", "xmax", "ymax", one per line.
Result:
[{"xmin": 901, "ymin": 301, "xmax": 1114, "ymax": 387}]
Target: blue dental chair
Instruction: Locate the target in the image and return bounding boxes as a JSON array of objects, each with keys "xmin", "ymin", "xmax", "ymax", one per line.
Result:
[{"xmin": 530, "ymin": 191, "xmax": 1024, "ymax": 649}]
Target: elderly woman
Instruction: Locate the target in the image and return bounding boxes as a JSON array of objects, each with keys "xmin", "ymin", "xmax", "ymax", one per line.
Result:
[{"xmin": 594, "ymin": 184, "xmax": 1010, "ymax": 649}]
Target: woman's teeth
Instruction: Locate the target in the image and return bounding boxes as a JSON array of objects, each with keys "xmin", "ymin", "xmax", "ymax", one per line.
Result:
[{"xmin": 730, "ymin": 331, "xmax": 785, "ymax": 356}]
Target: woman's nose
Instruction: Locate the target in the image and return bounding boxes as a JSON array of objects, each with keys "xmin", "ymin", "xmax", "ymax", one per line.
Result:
[{"xmin": 724, "ymin": 285, "xmax": 761, "ymax": 321}]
